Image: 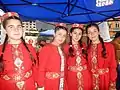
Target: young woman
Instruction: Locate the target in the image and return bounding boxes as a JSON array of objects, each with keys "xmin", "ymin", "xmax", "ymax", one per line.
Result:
[
  {"xmin": 0, "ymin": 12, "xmax": 38, "ymax": 90},
  {"xmin": 37, "ymin": 23, "xmax": 68, "ymax": 90},
  {"xmin": 86, "ymin": 23, "xmax": 117, "ymax": 90},
  {"xmin": 64, "ymin": 24, "xmax": 92, "ymax": 90}
]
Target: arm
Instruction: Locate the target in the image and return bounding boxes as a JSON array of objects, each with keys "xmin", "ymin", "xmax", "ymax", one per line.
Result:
[
  {"xmin": 112, "ymin": 38, "xmax": 120, "ymax": 50},
  {"xmin": 28, "ymin": 44, "xmax": 38, "ymax": 65},
  {"xmin": 109, "ymin": 44, "xmax": 117, "ymax": 90},
  {"xmin": 0, "ymin": 45, "xmax": 3, "ymax": 74},
  {"xmin": 37, "ymin": 46, "xmax": 49, "ymax": 88},
  {"xmin": 27, "ymin": 44, "xmax": 39, "ymax": 88}
]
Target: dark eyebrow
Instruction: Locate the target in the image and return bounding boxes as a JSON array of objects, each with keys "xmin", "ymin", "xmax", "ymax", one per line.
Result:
[{"xmin": 8, "ymin": 25, "xmax": 14, "ymax": 27}]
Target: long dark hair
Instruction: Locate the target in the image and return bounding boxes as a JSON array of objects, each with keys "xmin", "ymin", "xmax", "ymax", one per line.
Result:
[
  {"xmin": 0, "ymin": 16, "xmax": 36, "ymax": 72},
  {"xmin": 69, "ymin": 27, "xmax": 87, "ymax": 57},
  {"xmin": 114, "ymin": 31, "xmax": 120, "ymax": 39},
  {"xmin": 86, "ymin": 23, "xmax": 107, "ymax": 58}
]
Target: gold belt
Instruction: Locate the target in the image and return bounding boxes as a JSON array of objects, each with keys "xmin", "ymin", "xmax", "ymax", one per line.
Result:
[
  {"xmin": 0, "ymin": 70, "xmax": 32, "ymax": 81},
  {"xmin": 68, "ymin": 65, "xmax": 87, "ymax": 72},
  {"xmin": 46, "ymin": 72, "xmax": 64, "ymax": 79}
]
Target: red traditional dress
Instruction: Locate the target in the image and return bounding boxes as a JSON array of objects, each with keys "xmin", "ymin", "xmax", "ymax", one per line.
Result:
[
  {"xmin": 87, "ymin": 42, "xmax": 117, "ymax": 90},
  {"xmin": 64, "ymin": 44, "xmax": 92, "ymax": 90},
  {"xmin": 0, "ymin": 42, "xmax": 38, "ymax": 90},
  {"xmin": 37, "ymin": 44, "xmax": 68, "ymax": 90}
]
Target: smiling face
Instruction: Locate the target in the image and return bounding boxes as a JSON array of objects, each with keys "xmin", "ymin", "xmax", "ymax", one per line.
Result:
[
  {"xmin": 5, "ymin": 19, "xmax": 23, "ymax": 42},
  {"xmin": 87, "ymin": 26, "xmax": 100, "ymax": 43},
  {"xmin": 71, "ymin": 28, "xmax": 82, "ymax": 44},
  {"xmin": 53, "ymin": 28, "xmax": 67, "ymax": 45}
]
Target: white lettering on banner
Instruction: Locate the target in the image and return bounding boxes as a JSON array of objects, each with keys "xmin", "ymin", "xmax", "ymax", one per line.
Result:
[{"xmin": 96, "ymin": 0, "xmax": 114, "ymax": 7}]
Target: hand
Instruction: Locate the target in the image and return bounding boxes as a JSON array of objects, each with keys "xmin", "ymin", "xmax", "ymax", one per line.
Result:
[
  {"xmin": 37, "ymin": 87, "xmax": 44, "ymax": 90},
  {"xmin": 109, "ymin": 86, "xmax": 116, "ymax": 90},
  {"xmin": 109, "ymin": 88, "xmax": 116, "ymax": 90}
]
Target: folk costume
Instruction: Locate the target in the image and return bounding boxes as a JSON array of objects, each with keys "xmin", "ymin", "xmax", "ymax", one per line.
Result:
[{"xmin": 87, "ymin": 42, "xmax": 117, "ymax": 90}]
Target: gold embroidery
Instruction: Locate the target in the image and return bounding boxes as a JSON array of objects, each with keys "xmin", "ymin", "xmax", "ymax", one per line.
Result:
[
  {"xmin": 77, "ymin": 72, "xmax": 82, "ymax": 79},
  {"xmin": 98, "ymin": 68, "xmax": 109, "ymax": 75},
  {"xmin": 76, "ymin": 56, "xmax": 81, "ymax": 65},
  {"xmin": 1, "ymin": 70, "xmax": 32, "ymax": 81},
  {"xmin": 12, "ymin": 44, "xmax": 25, "ymax": 90},
  {"xmin": 15, "ymin": 50, "xmax": 19, "ymax": 56},
  {"xmin": 68, "ymin": 65, "xmax": 87, "ymax": 72},
  {"xmin": 91, "ymin": 44, "xmax": 100, "ymax": 90},
  {"xmin": 46, "ymin": 72, "xmax": 60, "ymax": 79},
  {"xmin": 91, "ymin": 44, "xmax": 110, "ymax": 90},
  {"xmin": 24, "ymin": 70, "xmax": 32, "ymax": 78},
  {"xmin": 14, "ymin": 58, "xmax": 23, "ymax": 68},
  {"xmin": 74, "ymin": 44, "xmax": 84, "ymax": 90},
  {"xmin": 0, "ymin": 44, "xmax": 33, "ymax": 90},
  {"xmin": 2, "ymin": 75, "xmax": 10, "ymax": 80},
  {"xmin": 13, "ymin": 74, "xmax": 22, "ymax": 81},
  {"xmin": 16, "ymin": 81, "xmax": 25, "ymax": 90}
]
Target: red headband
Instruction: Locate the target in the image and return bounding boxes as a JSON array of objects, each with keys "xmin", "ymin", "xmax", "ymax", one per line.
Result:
[
  {"xmin": 72, "ymin": 23, "xmax": 84, "ymax": 29},
  {"xmin": 55, "ymin": 23, "xmax": 67, "ymax": 28},
  {"xmin": 1, "ymin": 12, "xmax": 19, "ymax": 22}
]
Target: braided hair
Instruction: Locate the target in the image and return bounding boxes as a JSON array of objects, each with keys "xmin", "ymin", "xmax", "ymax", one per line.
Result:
[
  {"xmin": 69, "ymin": 27, "xmax": 87, "ymax": 58},
  {"xmin": 0, "ymin": 34, "xmax": 8, "ymax": 71},
  {"xmin": 0, "ymin": 16, "xmax": 36, "ymax": 72},
  {"xmin": 86, "ymin": 23, "xmax": 107, "ymax": 58},
  {"xmin": 21, "ymin": 37, "xmax": 36, "ymax": 65}
]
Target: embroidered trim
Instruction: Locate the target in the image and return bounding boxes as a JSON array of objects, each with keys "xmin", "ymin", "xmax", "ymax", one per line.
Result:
[
  {"xmin": 46, "ymin": 72, "xmax": 61, "ymax": 79},
  {"xmin": 16, "ymin": 81, "xmax": 25, "ymax": 90},
  {"xmin": 12, "ymin": 44, "xmax": 25, "ymax": 90},
  {"xmin": 91, "ymin": 44, "xmax": 100, "ymax": 90},
  {"xmin": 2, "ymin": 75, "xmax": 11, "ymax": 80},
  {"xmin": 68, "ymin": 65, "xmax": 87, "ymax": 72},
  {"xmin": 74, "ymin": 44, "xmax": 84, "ymax": 90},
  {"xmin": 0, "ymin": 70, "xmax": 32, "ymax": 81},
  {"xmin": 58, "ymin": 47, "xmax": 65, "ymax": 90}
]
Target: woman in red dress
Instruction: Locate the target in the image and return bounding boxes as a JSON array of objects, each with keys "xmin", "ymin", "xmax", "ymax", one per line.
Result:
[
  {"xmin": 0, "ymin": 12, "xmax": 38, "ymax": 90},
  {"xmin": 64, "ymin": 24, "xmax": 92, "ymax": 90},
  {"xmin": 86, "ymin": 23, "xmax": 117, "ymax": 90},
  {"xmin": 37, "ymin": 23, "xmax": 68, "ymax": 90}
]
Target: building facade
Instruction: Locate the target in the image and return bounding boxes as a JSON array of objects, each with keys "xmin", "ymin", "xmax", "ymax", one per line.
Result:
[
  {"xmin": 23, "ymin": 21, "xmax": 39, "ymax": 47},
  {"xmin": 108, "ymin": 19, "xmax": 120, "ymax": 39}
]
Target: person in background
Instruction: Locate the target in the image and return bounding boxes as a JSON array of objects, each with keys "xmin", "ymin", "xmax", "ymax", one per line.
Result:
[
  {"xmin": 0, "ymin": 12, "xmax": 38, "ymax": 90},
  {"xmin": 112, "ymin": 31, "xmax": 120, "ymax": 90},
  {"xmin": 39, "ymin": 40, "xmax": 46, "ymax": 47},
  {"xmin": 37, "ymin": 23, "xmax": 68, "ymax": 90},
  {"xmin": 64, "ymin": 23, "xmax": 92, "ymax": 90},
  {"xmin": 36, "ymin": 40, "xmax": 46, "ymax": 58},
  {"xmin": 112, "ymin": 32, "xmax": 120, "ymax": 63},
  {"xmin": 86, "ymin": 23, "xmax": 117, "ymax": 90}
]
